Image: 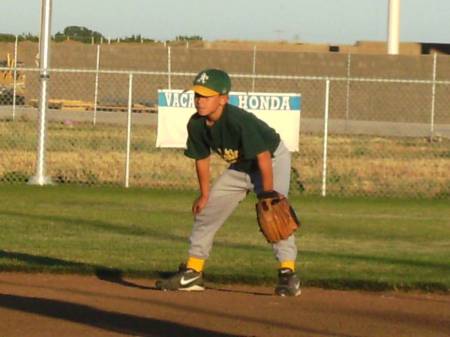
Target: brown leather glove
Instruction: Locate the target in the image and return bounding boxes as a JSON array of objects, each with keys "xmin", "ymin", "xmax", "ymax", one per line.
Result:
[{"xmin": 255, "ymin": 191, "xmax": 301, "ymax": 243}]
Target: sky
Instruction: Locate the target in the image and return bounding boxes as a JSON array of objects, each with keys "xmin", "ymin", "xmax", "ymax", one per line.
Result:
[{"xmin": 1, "ymin": 0, "xmax": 449, "ymax": 45}]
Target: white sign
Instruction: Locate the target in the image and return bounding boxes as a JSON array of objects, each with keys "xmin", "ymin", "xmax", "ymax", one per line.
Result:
[{"xmin": 156, "ymin": 90, "xmax": 301, "ymax": 151}]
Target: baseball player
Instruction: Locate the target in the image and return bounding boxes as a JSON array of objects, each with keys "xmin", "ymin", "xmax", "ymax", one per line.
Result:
[{"xmin": 156, "ymin": 68, "xmax": 301, "ymax": 296}]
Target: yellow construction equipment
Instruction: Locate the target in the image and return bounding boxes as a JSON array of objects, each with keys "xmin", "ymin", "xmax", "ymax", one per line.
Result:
[{"xmin": 0, "ymin": 53, "xmax": 26, "ymax": 105}]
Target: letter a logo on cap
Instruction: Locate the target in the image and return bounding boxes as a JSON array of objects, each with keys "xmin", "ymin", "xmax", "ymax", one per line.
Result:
[{"xmin": 197, "ymin": 72, "xmax": 209, "ymax": 84}]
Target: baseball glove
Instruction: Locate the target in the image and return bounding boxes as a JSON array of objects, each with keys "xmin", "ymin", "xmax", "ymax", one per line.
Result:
[{"xmin": 255, "ymin": 191, "xmax": 301, "ymax": 243}]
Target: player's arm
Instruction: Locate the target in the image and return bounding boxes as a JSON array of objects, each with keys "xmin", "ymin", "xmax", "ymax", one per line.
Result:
[
  {"xmin": 257, "ymin": 150, "xmax": 274, "ymax": 192},
  {"xmin": 192, "ymin": 156, "xmax": 211, "ymax": 214}
]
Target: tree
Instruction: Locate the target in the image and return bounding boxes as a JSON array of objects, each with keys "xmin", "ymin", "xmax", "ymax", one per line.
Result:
[
  {"xmin": 54, "ymin": 26, "xmax": 105, "ymax": 43},
  {"xmin": 0, "ymin": 33, "xmax": 16, "ymax": 42},
  {"xmin": 175, "ymin": 35, "xmax": 203, "ymax": 41},
  {"xmin": 0, "ymin": 33, "xmax": 38, "ymax": 42}
]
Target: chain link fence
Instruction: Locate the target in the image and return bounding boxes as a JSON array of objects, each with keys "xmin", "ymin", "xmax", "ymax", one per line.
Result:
[{"xmin": 1, "ymin": 42, "xmax": 449, "ymax": 197}]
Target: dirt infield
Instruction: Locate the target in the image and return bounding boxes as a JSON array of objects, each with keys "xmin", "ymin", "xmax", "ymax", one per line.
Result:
[{"xmin": 0, "ymin": 273, "xmax": 449, "ymax": 337}]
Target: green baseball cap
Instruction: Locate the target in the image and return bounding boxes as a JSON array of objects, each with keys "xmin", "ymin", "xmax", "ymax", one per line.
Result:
[{"xmin": 192, "ymin": 69, "xmax": 231, "ymax": 96}]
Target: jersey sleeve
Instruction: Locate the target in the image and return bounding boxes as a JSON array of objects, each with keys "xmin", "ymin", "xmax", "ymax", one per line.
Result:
[{"xmin": 184, "ymin": 115, "xmax": 211, "ymax": 160}]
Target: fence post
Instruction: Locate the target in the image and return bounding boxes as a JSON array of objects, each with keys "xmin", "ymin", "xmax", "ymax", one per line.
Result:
[
  {"xmin": 12, "ymin": 35, "xmax": 18, "ymax": 121},
  {"xmin": 167, "ymin": 46, "xmax": 172, "ymax": 90},
  {"xmin": 345, "ymin": 53, "xmax": 352, "ymax": 126},
  {"xmin": 321, "ymin": 79, "xmax": 330, "ymax": 197},
  {"xmin": 93, "ymin": 44, "xmax": 101, "ymax": 126},
  {"xmin": 29, "ymin": 0, "xmax": 53, "ymax": 186},
  {"xmin": 125, "ymin": 73, "xmax": 133, "ymax": 188},
  {"xmin": 251, "ymin": 45, "xmax": 257, "ymax": 92},
  {"xmin": 430, "ymin": 52, "xmax": 437, "ymax": 139}
]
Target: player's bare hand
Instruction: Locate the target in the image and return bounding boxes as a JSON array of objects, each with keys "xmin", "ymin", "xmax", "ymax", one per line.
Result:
[{"xmin": 192, "ymin": 195, "xmax": 208, "ymax": 215}]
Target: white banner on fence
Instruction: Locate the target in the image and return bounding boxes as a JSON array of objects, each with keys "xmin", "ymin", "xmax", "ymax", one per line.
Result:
[{"xmin": 156, "ymin": 90, "xmax": 302, "ymax": 151}]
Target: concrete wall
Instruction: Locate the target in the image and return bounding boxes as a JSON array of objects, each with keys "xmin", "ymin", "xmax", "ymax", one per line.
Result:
[{"xmin": 0, "ymin": 41, "xmax": 449, "ymax": 124}]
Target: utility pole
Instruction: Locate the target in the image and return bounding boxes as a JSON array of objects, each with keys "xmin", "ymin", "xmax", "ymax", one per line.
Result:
[{"xmin": 387, "ymin": 0, "xmax": 400, "ymax": 55}]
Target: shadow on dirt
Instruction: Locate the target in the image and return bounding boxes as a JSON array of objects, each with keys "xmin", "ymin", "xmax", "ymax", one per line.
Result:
[
  {"xmin": 95, "ymin": 268, "xmax": 154, "ymax": 290},
  {"xmin": 0, "ymin": 250, "xmax": 259, "ymax": 294},
  {"xmin": 206, "ymin": 286, "xmax": 272, "ymax": 297},
  {"xmin": 0, "ymin": 293, "xmax": 243, "ymax": 337},
  {"xmin": 0, "ymin": 249, "xmax": 155, "ymax": 289}
]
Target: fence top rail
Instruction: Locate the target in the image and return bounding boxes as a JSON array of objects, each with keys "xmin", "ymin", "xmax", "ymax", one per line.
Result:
[{"xmin": 2, "ymin": 66, "xmax": 450, "ymax": 85}]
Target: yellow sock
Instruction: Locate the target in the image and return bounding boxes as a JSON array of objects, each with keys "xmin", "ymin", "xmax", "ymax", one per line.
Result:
[
  {"xmin": 187, "ymin": 256, "xmax": 205, "ymax": 272},
  {"xmin": 280, "ymin": 261, "xmax": 296, "ymax": 272}
]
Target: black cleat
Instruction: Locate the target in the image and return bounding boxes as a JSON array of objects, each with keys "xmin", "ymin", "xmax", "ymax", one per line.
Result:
[
  {"xmin": 155, "ymin": 263, "xmax": 205, "ymax": 291},
  {"xmin": 275, "ymin": 268, "xmax": 301, "ymax": 297}
]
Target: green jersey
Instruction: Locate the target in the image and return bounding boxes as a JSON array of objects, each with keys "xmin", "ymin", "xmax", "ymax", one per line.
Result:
[{"xmin": 184, "ymin": 103, "xmax": 281, "ymax": 173}]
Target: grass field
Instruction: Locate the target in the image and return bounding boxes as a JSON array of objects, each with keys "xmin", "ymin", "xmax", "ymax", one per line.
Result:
[{"xmin": 0, "ymin": 184, "xmax": 449, "ymax": 292}]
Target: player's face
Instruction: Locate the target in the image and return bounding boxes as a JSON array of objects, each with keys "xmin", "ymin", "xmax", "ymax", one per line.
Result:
[{"xmin": 194, "ymin": 93, "xmax": 227, "ymax": 118}]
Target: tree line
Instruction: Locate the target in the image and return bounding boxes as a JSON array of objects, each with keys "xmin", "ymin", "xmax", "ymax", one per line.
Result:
[{"xmin": 0, "ymin": 26, "xmax": 203, "ymax": 43}]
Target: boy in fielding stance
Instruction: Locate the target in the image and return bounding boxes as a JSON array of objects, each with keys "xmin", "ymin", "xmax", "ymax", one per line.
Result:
[{"xmin": 156, "ymin": 69, "xmax": 301, "ymax": 296}]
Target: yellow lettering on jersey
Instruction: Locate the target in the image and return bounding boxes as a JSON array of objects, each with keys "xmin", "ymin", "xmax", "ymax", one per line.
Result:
[{"xmin": 218, "ymin": 148, "xmax": 239, "ymax": 163}]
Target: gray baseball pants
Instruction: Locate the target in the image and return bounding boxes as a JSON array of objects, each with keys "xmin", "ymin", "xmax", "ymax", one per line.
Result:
[{"xmin": 188, "ymin": 141, "xmax": 298, "ymax": 263}]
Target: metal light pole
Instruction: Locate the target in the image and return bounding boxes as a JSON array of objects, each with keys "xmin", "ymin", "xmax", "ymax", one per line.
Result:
[
  {"xmin": 387, "ymin": 0, "xmax": 400, "ymax": 55},
  {"xmin": 29, "ymin": 0, "xmax": 53, "ymax": 185}
]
